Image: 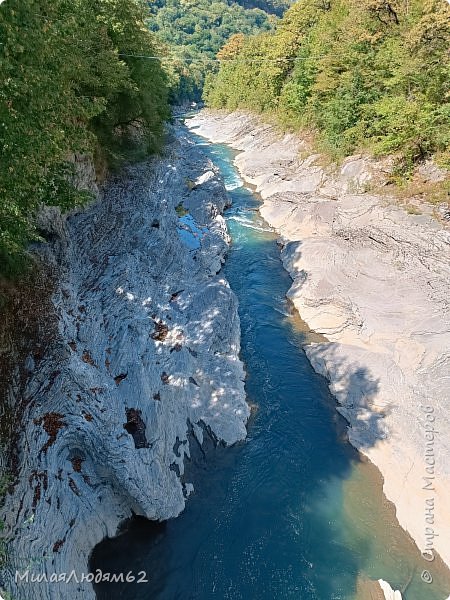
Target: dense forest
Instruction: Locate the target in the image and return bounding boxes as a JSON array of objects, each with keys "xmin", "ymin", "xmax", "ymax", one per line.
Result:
[
  {"xmin": 205, "ymin": 0, "xmax": 450, "ymax": 172},
  {"xmin": 0, "ymin": 0, "xmax": 169, "ymax": 277},
  {"xmin": 0, "ymin": 0, "xmax": 293, "ymax": 276},
  {"xmin": 148, "ymin": 0, "xmax": 281, "ymax": 102},
  {"xmin": 2, "ymin": 0, "xmax": 448, "ymax": 276},
  {"xmin": 236, "ymin": 0, "xmax": 293, "ymax": 16}
]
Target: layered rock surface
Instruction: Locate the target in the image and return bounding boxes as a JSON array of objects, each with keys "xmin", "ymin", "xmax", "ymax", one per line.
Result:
[
  {"xmin": 188, "ymin": 111, "xmax": 450, "ymax": 570},
  {"xmin": 2, "ymin": 128, "xmax": 249, "ymax": 599}
]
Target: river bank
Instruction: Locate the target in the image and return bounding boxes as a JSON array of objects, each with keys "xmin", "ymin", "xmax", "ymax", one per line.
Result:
[
  {"xmin": 1, "ymin": 128, "xmax": 249, "ymax": 599},
  {"xmin": 187, "ymin": 110, "xmax": 450, "ymax": 576},
  {"xmin": 91, "ymin": 131, "xmax": 416, "ymax": 600}
]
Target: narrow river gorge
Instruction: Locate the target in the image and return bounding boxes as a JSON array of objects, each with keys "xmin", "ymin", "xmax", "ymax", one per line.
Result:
[{"xmin": 91, "ymin": 123, "xmax": 450, "ymax": 600}]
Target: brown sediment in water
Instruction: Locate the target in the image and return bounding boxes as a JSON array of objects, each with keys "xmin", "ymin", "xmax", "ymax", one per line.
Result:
[
  {"xmin": 288, "ymin": 303, "xmax": 353, "ymax": 447},
  {"xmin": 288, "ymin": 299, "xmax": 328, "ymax": 345},
  {"xmin": 225, "ymin": 140, "xmax": 449, "ymax": 598},
  {"xmin": 286, "ymin": 299, "xmax": 450, "ymax": 599},
  {"xmin": 190, "ymin": 112, "xmax": 450, "ymax": 571},
  {"xmin": 343, "ymin": 457, "xmax": 450, "ymax": 600},
  {"xmin": 356, "ymin": 577, "xmax": 386, "ymax": 600}
]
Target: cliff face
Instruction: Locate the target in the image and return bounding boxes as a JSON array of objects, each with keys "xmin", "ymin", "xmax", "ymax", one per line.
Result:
[
  {"xmin": 1, "ymin": 128, "xmax": 249, "ymax": 599},
  {"xmin": 188, "ymin": 111, "xmax": 450, "ymax": 570}
]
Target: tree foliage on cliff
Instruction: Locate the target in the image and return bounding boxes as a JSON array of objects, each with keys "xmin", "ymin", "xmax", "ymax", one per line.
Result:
[
  {"xmin": 205, "ymin": 0, "xmax": 450, "ymax": 170},
  {"xmin": 0, "ymin": 0, "xmax": 169, "ymax": 276},
  {"xmin": 148, "ymin": 0, "xmax": 279, "ymax": 102},
  {"xmin": 235, "ymin": 0, "xmax": 293, "ymax": 16}
]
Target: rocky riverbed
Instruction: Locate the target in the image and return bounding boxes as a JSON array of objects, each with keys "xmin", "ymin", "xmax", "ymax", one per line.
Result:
[
  {"xmin": 188, "ymin": 110, "xmax": 450, "ymax": 573},
  {"xmin": 1, "ymin": 128, "xmax": 249, "ymax": 599}
]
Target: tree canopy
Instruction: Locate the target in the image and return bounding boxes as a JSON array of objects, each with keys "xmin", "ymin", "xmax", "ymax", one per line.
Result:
[
  {"xmin": 147, "ymin": 0, "xmax": 281, "ymax": 102},
  {"xmin": 0, "ymin": 0, "xmax": 169, "ymax": 276},
  {"xmin": 205, "ymin": 0, "xmax": 450, "ymax": 171},
  {"xmin": 235, "ymin": 0, "xmax": 293, "ymax": 16}
]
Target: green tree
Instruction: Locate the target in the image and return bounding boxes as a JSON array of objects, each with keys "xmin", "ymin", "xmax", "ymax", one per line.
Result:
[
  {"xmin": 0, "ymin": 0, "xmax": 169, "ymax": 276},
  {"xmin": 206, "ymin": 0, "xmax": 450, "ymax": 168},
  {"xmin": 148, "ymin": 0, "xmax": 279, "ymax": 102}
]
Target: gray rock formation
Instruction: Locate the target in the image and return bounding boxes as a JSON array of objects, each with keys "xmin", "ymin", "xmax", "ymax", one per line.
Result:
[
  {"xmin": 188, "ymin": 110, "xmax": 450, "ymax": 570},
  {"xmin": 1, "ymin": 128, "xmax": 249, "ymax": 599}
]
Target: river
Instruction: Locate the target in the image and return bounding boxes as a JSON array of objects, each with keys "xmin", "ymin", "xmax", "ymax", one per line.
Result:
[{"xmin": 91, "ymin": 123, "xmax": 450, "ymax": 600}]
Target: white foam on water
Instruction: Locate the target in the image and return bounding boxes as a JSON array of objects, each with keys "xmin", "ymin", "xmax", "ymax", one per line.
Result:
[
  {"xmin": 225, "ymin": 181, "xmax": 244, "ymax": 191},
  {"xmin": 229, "ymin": 215, "xmax": 272, "ymax": 233},
  {"xmin": 225, "ymin": 173, "xmax": 244, "ymax": 190}
]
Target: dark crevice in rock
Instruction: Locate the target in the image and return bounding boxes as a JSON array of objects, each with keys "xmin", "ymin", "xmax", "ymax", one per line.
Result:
[
  {"xmin": 123, "ymin": 408, "xmax": 149, "ymax": 449},
  {"xmin": 169, "ymin": 462, "xmax": 181, "ymax": 477},
  {"xmin": 169, "ymin": 289, "xmax": 184, "ymax": 302},
  {"xmin": 173, "ymin": 437, "xmax": 182, "ymax": 458},
  {"xmin": 114, "ymin": 373, "xmax": 128, "ymax": 386},
  {"xmin": 68, "ymin": 477, "xmax": 80, "ymax": 496},
  {"xmin": 53, "ymin": 537, "xmax": 66, "ymax": 553},
  {"xmin": 70, "ymin": 456, "xmax": 84, "ymax": 473}
]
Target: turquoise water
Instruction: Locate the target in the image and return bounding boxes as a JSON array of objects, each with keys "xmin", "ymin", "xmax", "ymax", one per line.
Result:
[{"xmin": 92, "ymin": 131, "xmax": 450, "ymax": 600}]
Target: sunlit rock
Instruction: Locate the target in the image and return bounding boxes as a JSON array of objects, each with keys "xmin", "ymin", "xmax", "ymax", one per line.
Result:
[{"xmin": 2, "ymin": 128, "xmax": 249, "ymax": 599}]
